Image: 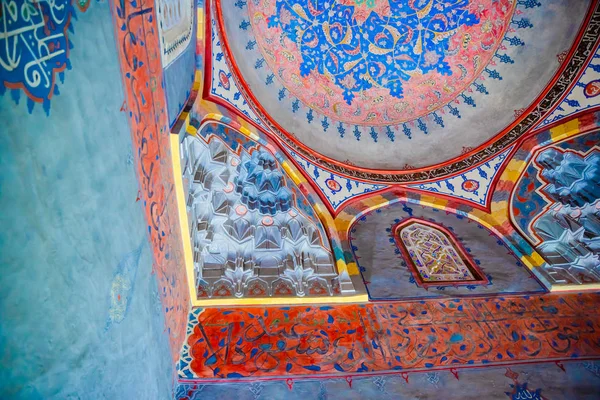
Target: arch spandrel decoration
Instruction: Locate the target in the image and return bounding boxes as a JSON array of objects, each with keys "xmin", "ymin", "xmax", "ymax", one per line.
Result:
[
  {"xmin": 393, "ymin": 218, "xmax": 488, "ymax": 288},
  {"xmin": 510, "ymin": 129, "xmax": 600, "ymax": 287},
  {"xmin": 176, "ymin": 121, "xmax": 361, "ymax": 302}
]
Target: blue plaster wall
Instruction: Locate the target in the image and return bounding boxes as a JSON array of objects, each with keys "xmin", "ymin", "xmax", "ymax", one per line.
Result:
[
  {"xmin": 164, "ymin": 8, "xmax": 197, "ymax": 127},
  {"xmin": 0, "ymin": 2, "xmax": 173, "ymax": 399}
]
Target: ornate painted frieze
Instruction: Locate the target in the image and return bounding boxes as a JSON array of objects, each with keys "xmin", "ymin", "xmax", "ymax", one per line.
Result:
[{"xmin": 178, "ymin": 292, "xmax": 600, "ymax": 379}]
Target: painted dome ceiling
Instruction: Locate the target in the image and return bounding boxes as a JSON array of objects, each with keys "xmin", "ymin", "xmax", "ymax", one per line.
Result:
[{"xmin": 218, "ymin": 0, "xmax": 592, "ymax": 180}]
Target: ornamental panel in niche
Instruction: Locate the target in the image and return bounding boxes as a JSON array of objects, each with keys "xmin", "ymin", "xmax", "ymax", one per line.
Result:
[
  {"xmin": 393, "ymin": 218, "xmax": 488, "ymax": 288},
  {"xmin": 179, "ymin": 132, "xmax": 345, "ymax": 300}
]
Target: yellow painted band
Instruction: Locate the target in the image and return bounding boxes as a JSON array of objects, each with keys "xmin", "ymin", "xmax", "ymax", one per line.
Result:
[
  {"xmin": 186, "ymin": 124, "xmax": 198, "ymax": 136},
  {"xmin": 345, "ymin": 261, "xmax": 359, "ymax": 276},
  {"xmin": 191, "ymin": 293, "xmax": 369, "ymax": 307},
  {"xmin": 548, "ymin": 282, "xmax": 600, "ymax": 292},
  {"xmin": 170, "ymin": 134, "xmax": 198, "ymax": 304},
  {"xmin": 549, "ymin": 118, "xmax": 580, "ymax": 141}
]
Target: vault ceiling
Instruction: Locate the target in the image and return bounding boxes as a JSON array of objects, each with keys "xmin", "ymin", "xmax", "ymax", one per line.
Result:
[{"xmin": 216, "ymin": 0, "xmax": 595, "ymax": 181}]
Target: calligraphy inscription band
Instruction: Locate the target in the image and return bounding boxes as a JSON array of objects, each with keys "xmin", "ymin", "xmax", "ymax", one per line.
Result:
[{"xmin": 184, "ymin": 292, "xmax": 600, "ymax": 379}]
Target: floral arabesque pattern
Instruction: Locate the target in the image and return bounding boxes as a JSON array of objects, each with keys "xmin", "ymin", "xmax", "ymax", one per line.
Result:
[
  {"xmin": 250, "ymin": 0, "xmax": 515, "ymax": 125},
  {"xmin": 180, "ymin": 292, "xmax": 600, "ymax": 379}
]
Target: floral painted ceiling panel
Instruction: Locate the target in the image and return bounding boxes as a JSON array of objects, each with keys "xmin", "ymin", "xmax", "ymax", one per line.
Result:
[
  {"xmin": 218, "ymin": 0, "xmax": 594, "ymax": 176},
  {"xmin": 252, "ymin": 0, "xmax": 513, "ymax": 126}
]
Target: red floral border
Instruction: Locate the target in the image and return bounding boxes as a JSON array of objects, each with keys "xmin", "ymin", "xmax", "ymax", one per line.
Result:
[{"xmin": 109, "ymin": 0, "xmax": 190, "ymax": 362}]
